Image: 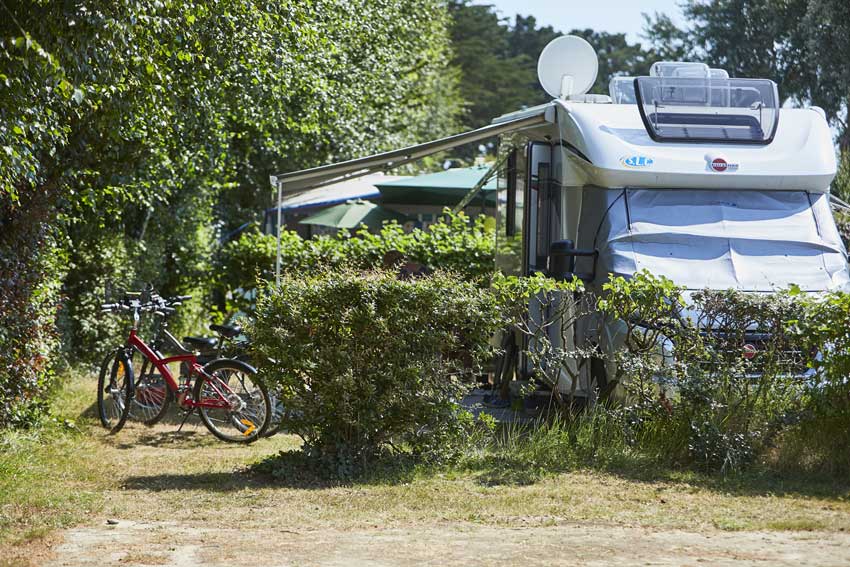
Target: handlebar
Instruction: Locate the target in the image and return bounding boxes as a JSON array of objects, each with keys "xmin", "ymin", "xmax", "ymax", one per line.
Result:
[{"xmin": 101, "ymin": 290, "xmax": 186, "ymax": 318}]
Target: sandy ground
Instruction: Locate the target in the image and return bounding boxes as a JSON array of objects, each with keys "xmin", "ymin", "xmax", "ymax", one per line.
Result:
[{"xmin": 46, "ymin": 519, "xmax": 850, "ymax": 567}]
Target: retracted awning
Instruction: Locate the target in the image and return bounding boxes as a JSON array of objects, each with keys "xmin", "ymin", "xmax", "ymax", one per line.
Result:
[
  {"xmin": 269, "ymin": 105, "xmax": 554, "ymax": 194},
  {"xmin": 269, "ymin": 102, "xmax": 555, "ymax": 284}
]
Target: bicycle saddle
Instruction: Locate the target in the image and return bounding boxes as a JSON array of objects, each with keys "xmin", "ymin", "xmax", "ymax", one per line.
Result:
[
  {"xmin": 209, "ymin": 324, "xmax": 242, "ymax": 339},
  {"xmin": 183, "ymin": 336, "xmax": 218, "ymax": 349}
]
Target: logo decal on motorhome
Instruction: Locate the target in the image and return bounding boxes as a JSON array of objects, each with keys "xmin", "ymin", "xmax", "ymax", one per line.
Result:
[
  {"xmin": 709, "ymin": 158, "xmax": 739, "ymax": 172},
  {"xmin": 620, "ymin": 156, "xmax": 654, "ymax": 168}
]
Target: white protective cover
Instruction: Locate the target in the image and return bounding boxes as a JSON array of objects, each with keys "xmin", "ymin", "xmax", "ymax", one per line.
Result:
[{"xmin": 596, "ymin": 188, "xmax": 850, "ymax": 291}]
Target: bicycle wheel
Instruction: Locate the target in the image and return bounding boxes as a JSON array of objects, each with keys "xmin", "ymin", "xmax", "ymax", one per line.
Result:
[
  {"xmin": 193, "ymin": 359, "xmax": 270, "ymax": 443},
  {"xmin": 261, "ymin": 388, "xmax": 285, "ymax": 438},
  {"xmin": 128, "ymin": 348, "xmax": 172, "ymax": 425},
  {"xmin": 97, "ymin": 349, "xmax": 134, "ymax": 434}
]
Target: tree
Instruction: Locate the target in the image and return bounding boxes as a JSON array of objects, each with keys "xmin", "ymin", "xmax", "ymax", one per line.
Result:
[
  {"xmin": 803, "ymin": 0, "xmax": 850, "ymax": 149},
  {"xmin": 448, "ymin": 2, "xmax": 653, "ymax": 130},
  {"xmin": 0, "ymin": 0, "xmax": 460, "ymax": 424},
  {"xmin": 568, "ymin": 29, "xmax": 654, "ymax": 94},
  {"xmin": 447, "ymin": 1, "xmax": 538, "ymax": 129}
]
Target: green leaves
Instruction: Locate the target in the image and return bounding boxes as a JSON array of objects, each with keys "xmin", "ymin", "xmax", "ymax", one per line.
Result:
[
  {"xmin": 215, "ymin": 210, "xmax": 496, "ymax": 315},
  {"xmin": 249, "ymin": 269, "xmax": 501, "ymax": 475},
  {"xmin": 0, "ymin": 0, "xmax": 462, "ymax": 429}
]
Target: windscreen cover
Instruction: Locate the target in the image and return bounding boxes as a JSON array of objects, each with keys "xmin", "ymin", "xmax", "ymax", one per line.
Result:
[
  {"xmin": 597, "ymin": 189, "xmax": 850, "ymax": 292},
  {"xmin": 634, "ymin": 76, "xmax": 779, "ymax": 144}
]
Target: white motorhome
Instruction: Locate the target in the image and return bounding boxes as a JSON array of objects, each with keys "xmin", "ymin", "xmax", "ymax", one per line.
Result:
[{"xmin": 271, "ymin": 36, "xmax": 849, "ymax": 402}]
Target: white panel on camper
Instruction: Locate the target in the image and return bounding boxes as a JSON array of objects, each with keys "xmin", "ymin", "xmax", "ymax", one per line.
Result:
[{"xmin": 553, "ymin": 101, "xmax": 837, "ymax": 192}]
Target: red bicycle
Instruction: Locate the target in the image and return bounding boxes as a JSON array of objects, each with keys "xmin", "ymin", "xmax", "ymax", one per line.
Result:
[{"xmin": 97, "ymin": 291, "xmax": 271, "ymax": 443}]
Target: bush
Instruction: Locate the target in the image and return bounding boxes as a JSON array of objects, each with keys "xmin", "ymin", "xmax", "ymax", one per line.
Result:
[
  {"xmin": 597, "ymin": 274, "xmax": 812, "ymax": 472},
  {"xmin": 0, "ymin": 208, "xmax": 66, "ymax": 428},
  {"xmin": 56, "ymin": 231, "xmax": 135, "ymax": 364},
  {"xmin": 249, "ymin": 269, "xmax": 502, "ymax": 478},
  {"xmin": 215, "ymin": 211, "xmax": 495, "ymax": 314},
  {"xmin": 785, "ymin": 291, "xmax": 850, "ymax": 476},
  {"xmin": 491, "ymin": 270, "xmax": 825, "ymax": 474},
  {"xmin": 491, "ymin": 272, "xmax": 595, "ymax": 400}
]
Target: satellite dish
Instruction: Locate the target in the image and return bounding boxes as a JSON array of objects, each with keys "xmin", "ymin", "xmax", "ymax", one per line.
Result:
[{"xmin": 537, "ymin": 35, "xmax": 599, "ymax": 99}]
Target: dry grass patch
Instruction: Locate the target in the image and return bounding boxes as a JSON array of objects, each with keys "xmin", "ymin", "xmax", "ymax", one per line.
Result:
[{"xmin": 2, "ymin": 371, "xmax": 850, "ymax": 564}]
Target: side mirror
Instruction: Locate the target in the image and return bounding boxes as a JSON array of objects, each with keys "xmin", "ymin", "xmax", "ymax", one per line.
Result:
[{"xmin": 548, "ymin": 239, "xmax": 598, "ymax": 282}]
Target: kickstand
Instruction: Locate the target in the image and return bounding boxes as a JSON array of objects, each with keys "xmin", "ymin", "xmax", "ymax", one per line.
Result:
[{"xmin": 177, "ymin": 409, "xmax": 194, "ymax": 432}]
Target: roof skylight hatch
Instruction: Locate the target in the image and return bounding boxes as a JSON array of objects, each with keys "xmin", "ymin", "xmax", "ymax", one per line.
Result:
[{"xmin": 609, "ymin": 61, "xmax": 780, "ymax": 145}]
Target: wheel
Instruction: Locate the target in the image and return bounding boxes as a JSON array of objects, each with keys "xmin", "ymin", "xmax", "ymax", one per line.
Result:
[
  {"xmin": 193, "ymin": 359, "xmax": 270, "ymax": 443},
  {"xmin": 128, "ymin": 347, "xmax": 172, "ymax": 425},
  {"xmin": 97, "ymin": 349, "xmax": 134, "ymax": 434},
  {"xmin": 261, "ymin": 388, "xmax": 285, "ymax": 438}
]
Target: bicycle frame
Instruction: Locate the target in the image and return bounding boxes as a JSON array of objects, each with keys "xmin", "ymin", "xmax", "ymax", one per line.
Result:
[{"xmin": 126, "ymin": 329, "xmax": 233, "ymax": 410}]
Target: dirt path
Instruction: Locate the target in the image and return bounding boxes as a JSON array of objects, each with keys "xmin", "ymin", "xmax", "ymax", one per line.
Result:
[
  {"xmin": 8, "ymin": 383, "xmax": 850, "ymax": 567},
  {"xmin": 47, "ymin": 520, "xmax": 850, "ymax": 566}
]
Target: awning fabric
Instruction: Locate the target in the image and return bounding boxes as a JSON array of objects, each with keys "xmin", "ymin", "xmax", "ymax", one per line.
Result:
[
  {"xmin": 270, "ymin": 173, "xmax": 406, "ymax": 213},
  {"xmin": 269, "ymin": 107, "xmax": 554, "ymax": 194},
  {"xmin": 375, "ymin": 165, "xmax": 498, "ymax": 206},
  {"xmin": 299, "ymin": 200, "xmax": 408, "ymax": 229},
  {"xmin": 270, "ymin": 103, "xmax": 554, "ymax": 284}
]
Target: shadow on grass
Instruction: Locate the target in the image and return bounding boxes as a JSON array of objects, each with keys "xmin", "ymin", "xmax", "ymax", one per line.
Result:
[
  {"xmin": 113, "ymin": 429, "xmax": 217, "ymax": 450},
  {"xmin": 78, "ymin": 401, "xmax": 99, "ymax": 421},
  {"xmin": 113, "ymin": 415, "xmax": 850, "ymax": 500},
  {"xmin": 601, "ymin": 461, "xmax": 850, "ymax": 501},
  {"xmin": 462, "ymin": 448, "xmax": 850, "ymax": 502},
  {"xmin": 117, "ymin": 448, "xmax": 850, "ymax": 501},
  {"xmin": 121, "ymin": 449, "xmax": 423, "ymax": 492},
  {"xmin": 121, "ymin": 470, "xmax": 275, "ymax": 492}
]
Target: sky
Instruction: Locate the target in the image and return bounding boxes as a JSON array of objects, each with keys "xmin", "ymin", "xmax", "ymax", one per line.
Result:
[{"xmin": 471, "ymin": 0, "xmax": 684, "ymax": 44}]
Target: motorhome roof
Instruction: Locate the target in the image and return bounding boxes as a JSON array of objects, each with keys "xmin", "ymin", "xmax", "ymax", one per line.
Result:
[{"xmin": 492, "ymin": 99, "xmax": 837, "ymax": 193}]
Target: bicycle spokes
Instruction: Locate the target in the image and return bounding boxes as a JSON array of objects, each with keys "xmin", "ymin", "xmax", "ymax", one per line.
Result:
[{"xmin": 195, "ymin": 364, "xmax": 270, "ymax": 443}]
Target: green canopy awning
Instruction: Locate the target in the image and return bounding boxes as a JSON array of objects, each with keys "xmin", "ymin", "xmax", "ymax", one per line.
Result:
[
  {"xmin": 374, "ymin": 165, "xmax": 498, "ymax": 207},
  {"xmin": 299, "ymin": 199, "xmax": 408, "ymax": 230}
]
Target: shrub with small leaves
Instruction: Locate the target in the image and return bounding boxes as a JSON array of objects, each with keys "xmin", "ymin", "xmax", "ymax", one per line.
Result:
[
  {"xmin": 598, "ymin": 273, "xmax": 809, "ymax": 472},
  {"xmin": 248, "ymin": 269, "xmax": 502, "ymax": 478},
  {"xmin": 216, "ymin": 211, "xmax": 495, "ymax": 314}
]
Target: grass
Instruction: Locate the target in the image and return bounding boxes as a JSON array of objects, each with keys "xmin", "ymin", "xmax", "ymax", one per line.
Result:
[
  {"xmin": 0, "ymin": 379, "xmax": 98, "ymax": 545},
  {"xmin": 2, "ymin": 371, "xmax": 850, "ymax": 565}
]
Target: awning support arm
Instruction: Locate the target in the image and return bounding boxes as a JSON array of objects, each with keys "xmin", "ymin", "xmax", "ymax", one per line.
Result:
[{"xmin": 451, "ymin": 147, "xmax": 513, "ymax": 214}]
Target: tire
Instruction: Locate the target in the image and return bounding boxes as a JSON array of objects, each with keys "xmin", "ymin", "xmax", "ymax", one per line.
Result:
[
  {"xmin": 97, "ymin": 348, "xmax": 134, "ymax": 434},
  {"xmin": 128, "ymin": 347, "xmax": 172, "ymax": 426},
  {"xmin": 261, "ymin": 388, "xmax": 285, "ymax": 438},
  {"xmin": 193, "ymin": 359, "xmax": 270, "ymax": 443}
]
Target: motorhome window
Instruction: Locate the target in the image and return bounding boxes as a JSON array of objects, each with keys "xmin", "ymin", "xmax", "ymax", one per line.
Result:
[
  {"xmin": 634, "ymin": 76, "xmax": 779, "ymax": 144},
  {"xmin": 609, "ymin": 76, "xmax": 637, "ymax": 104},
  {"xmin": 534, "ymin": 162, "xmax": 552, "ymax": 270},
  {"xmin": 495, "ymin": 145, "xmax": 525, "ymax": 276},
  {"xmin": 525, "ymin": 142, "xmax": 562, "ymax": 274}
]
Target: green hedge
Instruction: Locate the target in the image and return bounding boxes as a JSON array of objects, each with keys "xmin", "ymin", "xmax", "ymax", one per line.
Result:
[
  {"xmin": 249, "ymin": 269, "xmax": 501, "ymax": 477},
  {"xmin": 216, "ymin": 211, "xmax": 495, "ymax": 313},
  {"xmin": 0, "ymin": 220, "xmax": 65, "ymax": 428}
]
